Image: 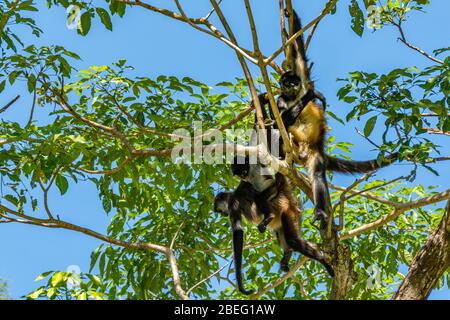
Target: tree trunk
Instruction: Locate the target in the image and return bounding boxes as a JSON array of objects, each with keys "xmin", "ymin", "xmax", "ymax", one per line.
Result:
[
  {"xmin": 393, "ymin": 201, "xmax": 450, "ymax": 300},
  {"xmin": 329, "ymin": 243, "xmax": 358, "ymax": 300}
]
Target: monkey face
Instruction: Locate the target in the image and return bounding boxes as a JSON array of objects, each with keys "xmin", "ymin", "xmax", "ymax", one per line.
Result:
[
  {"xmin": 214, "ymin": 192, "xmax": 231, "ymax": 216},
  {"xmin": 231, "ymin": 157, "xmax": 250, "ymax": 179},
  {"xmin": 280, "ymin": 71, "xmax": 301, "ymax": 100}
]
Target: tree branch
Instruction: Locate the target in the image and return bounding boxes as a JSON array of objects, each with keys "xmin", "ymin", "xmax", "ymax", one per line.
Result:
[
  {"xmin": 250, "ymin": 256, "xmax": 307, "ymax": 299},
  {"xmin": 0, "ymin": 95, "xmax": 20, "ymax": 114},
  {"xmin": 393, "ymin": 200, "xmax": 450, "ymax": 300},
  {"xmin": 394, "ymin": 21, "xmax": 444, "ymax": 65},
  {"xmin": 341, "ymin": 189, "xmax": 450, "ymax": 240}
]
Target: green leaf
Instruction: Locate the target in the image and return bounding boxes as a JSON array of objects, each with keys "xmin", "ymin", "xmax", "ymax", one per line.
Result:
[
  {"xmin": 364, "ymin": 116, "xmax": 377, "ymax": 137},
  {"xmin": 96, "ymin": 8, "xmax": 113, "ymax": 31},
  {"xmin": 102, "ymin": 197, "xmax": 112, "ymax": 213},
  {"xmin": 50, "ymin": 272, "xmax": 65, "ymax": 287},
  {"xmin": 56, "ymin": 175, "xmax": 69, "ymax": 195},
  {"xmin": 27, "ymin": 288, "xmax": 45, "ymax": 299},
  {"xmin": 35, "ymin": 271, "xmax": 54, "ymax": 282},
  {"xmin": 78, "ymin": 12, "xmax": 92, "ymax": 36},
  {"xmin": 0, "ymin": 80, "xmax": 6, "ymax": 93},
  {"xmin": 349, "ymin": 0, "xmax": 365, "ymax": 36}
]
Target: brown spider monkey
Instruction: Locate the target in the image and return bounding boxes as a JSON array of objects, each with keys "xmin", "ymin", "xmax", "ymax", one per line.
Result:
[
  {"xmin": 214, "ymin": 173, "xmax": 334, "ymax": 295},
  {"xmin": 254, "ymin": 8, "xmax": 398, "ymax": 229}
]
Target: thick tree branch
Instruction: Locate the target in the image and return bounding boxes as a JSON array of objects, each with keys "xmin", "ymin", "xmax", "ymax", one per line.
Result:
[
  {"xmin": 393, "ymin": 200, "xmax": 450, "ymax": 300},
  {"xmin": 0, "ymin": 203, "xmax": 167, "ymax": 253}
]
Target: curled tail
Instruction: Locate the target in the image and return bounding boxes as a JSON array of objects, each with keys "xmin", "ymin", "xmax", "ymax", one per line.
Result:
[{"xmin": 325, "ymin": 153, "xmax": 398, "ymax": 174}]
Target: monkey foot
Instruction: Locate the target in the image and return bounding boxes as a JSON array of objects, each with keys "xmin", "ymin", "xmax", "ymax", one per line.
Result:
[
  {"xmin": 257, "ymin": 215, "xmax": 274, "ymax": 233},
  {"xmin": 257, "ymin": 223, "xmax": 267, "ymax": 233},
  {"xmin": 312, "ymin": 209, "xmax": 329, "ymax": 230}
]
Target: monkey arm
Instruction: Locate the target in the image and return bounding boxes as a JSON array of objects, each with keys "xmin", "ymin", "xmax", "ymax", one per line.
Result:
[
  {"xmin": 312, "ymin": 90, "xmax": 327, "ymax": 111},
  {"xmin": 230, "ymin": 213, "xmax": 255, "ymax": 295},
  {"xmin": 279, "ymin": 97, "xmax": 304, "ymax": 128},
  {"xmin": 253, "ymin": 93, "xmax": 270, "ymax": 124}
]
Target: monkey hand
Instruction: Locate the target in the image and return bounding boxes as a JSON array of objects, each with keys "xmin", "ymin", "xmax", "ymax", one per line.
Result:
[
  {"xmin": 257, "ymin": 223, "xmax": 267, "ymax": 233},
  {"xmin": 312, "ymin": 208, "xmax": 328, "ymax": 230}
]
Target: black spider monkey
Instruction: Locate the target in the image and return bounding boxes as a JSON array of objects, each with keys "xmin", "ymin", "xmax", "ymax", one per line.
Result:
[
  {"xmin": 214, "ymin": 173, "xmax": 334, "ymax": 295},
  {"xmin": 240, "ymin": 9, "xmax": 398, "ymax": 230}
]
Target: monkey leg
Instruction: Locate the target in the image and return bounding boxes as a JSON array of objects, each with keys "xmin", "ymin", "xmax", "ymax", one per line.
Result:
[
  {"xmin": 281, "ymin": 210, "xmax": 334, "ymax": 277},
  {"xmin": 255, "ymin": 196, "xmax": 275, "ymax": 233},
  {"xmin": 257, "ymin": 215, "xmax": 275, "ymax": 233},
  {"xmin": 276, "ymin": 230, "xmax": 293, "ymax": 272},
  {"xmin": 280, "ymin": 99, "xmax": 305, "ymax": 128},
  {"xmin": 309, "ymin": 153, "xmax": 330, "ymax": 231}
]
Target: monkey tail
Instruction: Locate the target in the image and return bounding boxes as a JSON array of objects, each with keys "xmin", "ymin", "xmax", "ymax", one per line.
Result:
[
  {"xmin": 325, "ymin": 152, "xmax": 398, "ymax": 174},
  {"xmin": 291, "ymin": 10, "xmax": 308, "ymax": 68}
]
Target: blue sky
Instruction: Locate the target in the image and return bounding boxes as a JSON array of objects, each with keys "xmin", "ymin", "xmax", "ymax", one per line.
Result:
[{"xmin": 0, "ymin": 0, "xmax": 448, "ymax": 299}]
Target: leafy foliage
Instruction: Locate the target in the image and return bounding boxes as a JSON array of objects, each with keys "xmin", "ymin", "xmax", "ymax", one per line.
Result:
[
  {"xmin": 0, "ymin": 0, "xmax": 448, "ymax": 300},
  {"xmin": 337, "ymin": 52, "xmax": 449, "ymax": 175},
  {"xmin": 0, "ymin": 279, "xmax": 10, "ymax": 300},
  {"xmin": 0, "ymin": 0, "xmax": 42, "ymax": 52}
]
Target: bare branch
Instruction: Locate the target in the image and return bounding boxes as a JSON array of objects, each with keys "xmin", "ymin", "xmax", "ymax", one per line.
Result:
[
  {"xmin": 341, "ymin": 188, "xmax": 450, "ymax": 240},
  {"xmin": 0, "ymin": 203, "xmax": 167, "ymax": 253},
  {"xmin": 394, "ymin": 21, "xmax": 444, "ymax": 65},
  {"xmin": 279, "ymin": 0, "xmax": 287, "ymax": 56},
  {"xmin": 167, "ymin": 221, "xmax": 189, "ymax": 300},
  {"xmin": 186, "ymin": 262, "xmax": 230, "ymax": 296},
  {"xmin": 202, "ymin": 0, "xmax": 222, "ymax": 21},
  {"xmin": 243, "ymin": 0, "xmax": 293, "ymax": 155},
  {"xmin": 250, "ymin": 257, "xmax": 308, "ymax": 299},
  {"xmin": 119, "ymin": 0, "xmax": 258, "ymax": 64},
  {"xmin": 420, "ymin": 113, "xmax": 450, "ymax": 117},
  {"xmin": 427, "ymin": 128, "xmax": 450, "ymax": 136},
  {"xmin": 0, "ymin": 95, "xmax": 20, "ymax": 114}
]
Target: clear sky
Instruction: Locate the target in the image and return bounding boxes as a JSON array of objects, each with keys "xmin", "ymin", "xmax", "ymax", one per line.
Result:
[{"xmin": 0, "ymin": 0, "xmax": 448, "ymax": 299}]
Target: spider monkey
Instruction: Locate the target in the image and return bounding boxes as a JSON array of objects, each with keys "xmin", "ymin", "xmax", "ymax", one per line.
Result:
[
  {"xmin": 231, "ymin": 91, "xmax": 291, "ymax": 234},
  {"xmin": 273, "ymin": 8, "xmax": 398, "ymax": 229},
  {"xmin": 214, "ymin": 173, "xmax": 334, "ymax": 295}
]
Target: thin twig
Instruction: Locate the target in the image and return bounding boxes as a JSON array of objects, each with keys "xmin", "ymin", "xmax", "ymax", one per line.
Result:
[
  {"xmin": 250, "ymin": 256, "xmax": 308, "ymax": 299},
  {"xmin": 186, "ymin": 262, "xmax": 230, "ymax": 296},
  {"xmin": 394, "ymin": 21, "xmax": 444, "ymax": 65},
  {"xmin": 0, "ymin": 95, "xmax": 20, "ymax": 114}
]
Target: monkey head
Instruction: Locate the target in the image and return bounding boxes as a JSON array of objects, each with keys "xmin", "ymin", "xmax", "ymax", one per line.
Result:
[
  {"xmin": 214, "ymin": 192, "xmax": 232, "ymax": 216},
  {"xmin": 280, "ymin": 71, "xmax": 302, "ymax": 100},
  {"xmin": 231, "ymin": 156, "xmax": 250, "ymax": 180}
]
